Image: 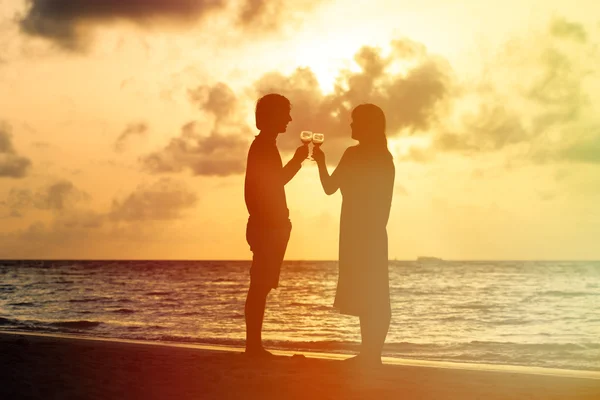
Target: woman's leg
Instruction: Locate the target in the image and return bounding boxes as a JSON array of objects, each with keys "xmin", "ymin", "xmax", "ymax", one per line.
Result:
[{"xmin": 359, "ymin": 307, "xmax": 391, "ymax": 364}]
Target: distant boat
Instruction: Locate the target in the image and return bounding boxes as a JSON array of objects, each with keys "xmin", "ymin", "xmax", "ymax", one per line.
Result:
[{"xmin": 416, "ymin": 256, "xmax": 445, "ymax": 265}]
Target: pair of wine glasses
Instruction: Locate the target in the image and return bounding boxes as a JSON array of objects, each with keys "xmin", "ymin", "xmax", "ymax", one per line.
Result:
[{"xmin": 300, "ymin": 131, "xmax": 325, "ymax": 161}]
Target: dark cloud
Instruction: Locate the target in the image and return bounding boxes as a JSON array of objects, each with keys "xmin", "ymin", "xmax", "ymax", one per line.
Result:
[
  {"xmin": 0, "ymin": 123, "xmax": 32, "ymax": 178},
  {"xmin": 141, "ymin": 121, "xmax": 250, "ymax": 176},
  {"xmin": 114, "ymin": 122, "xmax": 149, "ymax": 153},
  {"xmin": 550, "ymin": 18, "xmax": 587, "ymax": 43},
  {"xmin": 19, "ymin": 0, "xmax": 226, "ymax": 50},
  {"xmin": 6, "ymin": 180, "xmax": 90, "ymax": 212},
  {"xmin": 109, "ymin": 177, "xmax": 198, "ymax": 221},
  {"xmin": 18, "ymin": 0, "xmax": 325, "ymax": 51}
]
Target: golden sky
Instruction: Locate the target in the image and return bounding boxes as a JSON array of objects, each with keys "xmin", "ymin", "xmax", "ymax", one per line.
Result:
[{"xmin": 1, "ymin": 0, "xmax": 599, "ymax": 260}]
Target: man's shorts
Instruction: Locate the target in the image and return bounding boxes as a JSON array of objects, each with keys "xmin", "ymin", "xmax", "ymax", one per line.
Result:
[{"xmin": 246, "ymin": 219, "xmax": 291, "ymax": 289}]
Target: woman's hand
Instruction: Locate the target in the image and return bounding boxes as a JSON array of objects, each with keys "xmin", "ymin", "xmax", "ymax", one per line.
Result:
[{"xmin": 312, "ymin": 145, "xmax": 325, "ymax": 165}]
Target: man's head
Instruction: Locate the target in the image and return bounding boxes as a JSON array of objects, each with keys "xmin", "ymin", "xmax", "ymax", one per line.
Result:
[{"xmin": 255, "ymin": 94, "xmax": 292, "ymax": 134}]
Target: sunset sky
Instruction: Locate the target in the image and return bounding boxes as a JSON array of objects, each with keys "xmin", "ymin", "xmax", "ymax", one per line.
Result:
[{"xmin": 1, "ymin": 0, "xmax": 599, "ymax": 260}]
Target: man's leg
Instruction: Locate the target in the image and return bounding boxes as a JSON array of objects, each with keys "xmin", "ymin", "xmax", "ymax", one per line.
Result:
[{"xmin": 245, "ymin": 282, "xmax": 271, "ymax": 355}]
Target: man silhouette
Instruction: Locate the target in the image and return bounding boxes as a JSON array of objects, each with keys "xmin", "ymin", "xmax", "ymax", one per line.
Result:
[{"xmin": 244, "ymin": 93, "xmax": 308, "ymax": 357}]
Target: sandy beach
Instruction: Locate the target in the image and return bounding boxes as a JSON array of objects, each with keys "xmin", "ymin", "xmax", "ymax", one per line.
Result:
[{"xmin": 1, "ymin": 332, "xmax": 598, "ymax": 400}]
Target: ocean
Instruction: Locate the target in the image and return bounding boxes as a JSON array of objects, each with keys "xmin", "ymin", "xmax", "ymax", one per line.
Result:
[{"xmin": 0, "ymin": 260, "xmax": 598, "ymax": 371}]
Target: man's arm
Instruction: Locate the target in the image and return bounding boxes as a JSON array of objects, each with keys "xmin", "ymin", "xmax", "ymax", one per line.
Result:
[{"xmin": 282, "ymin": 145, "xmax": 308, "ymax": 185}]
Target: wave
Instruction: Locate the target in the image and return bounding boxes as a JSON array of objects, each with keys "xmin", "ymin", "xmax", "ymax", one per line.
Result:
[
  {"xmin": 112, "ymin": 309, "xmax": 135, "ymax": 314},
  {"xmin": 69, "ymin": 297, "xmax": 111, "ymax": 303},
  {"xmin": 0, "ymin": 317, "xmax": 101, "ymax": 330},
  {"xmin": 538, "ymin": 290, "xmax": 594, "ymax": 297},
  {"xmin": 0, "ymin": 317, "xmax": 15, "ymax": 325},
  {"xmin": 49, "ymin": 321, "xmax": 102, "ymax": 329},
  {"xmin": 453, "ymin": 303, "xmax": 497, "ymax": 311},
  {"xmin": 8, "ymin": 302, "xmax": 37, "ymax": 307},
  {"xmin": 0, "ymin": 284, "xmax": 16, "ymax": 293}
]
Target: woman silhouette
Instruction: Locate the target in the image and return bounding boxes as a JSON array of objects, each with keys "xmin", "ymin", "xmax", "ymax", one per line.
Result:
[{"xmin": 313, "ymin": 104, "xmax": 395, "ymax": 366}]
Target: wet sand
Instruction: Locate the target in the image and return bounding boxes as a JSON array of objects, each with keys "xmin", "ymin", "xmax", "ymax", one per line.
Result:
[{"xmin": 1, "ymin": 332, "xmax": 598, "ymax": 399}]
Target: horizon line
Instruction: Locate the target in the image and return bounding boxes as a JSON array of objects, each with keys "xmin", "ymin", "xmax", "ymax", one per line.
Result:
[{"xmin": 1, "ymin": 258, "xmax": 599, "ymax": 262}]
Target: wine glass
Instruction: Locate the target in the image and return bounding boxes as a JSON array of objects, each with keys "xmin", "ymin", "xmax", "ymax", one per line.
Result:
[
  {"xmin": 300, "ymin": 131, "xmax": 313, "ymax": 144},
  {"xmin": 312, "ymin": 133, "xmax": 324, "ymax": 162},
  {"xmin": 312, "ymin": 133, "xmax": 324, "ymax": 146},
  {"xmin": 300, "ymin": 131, "xmax": 313, "ymax": 160}
]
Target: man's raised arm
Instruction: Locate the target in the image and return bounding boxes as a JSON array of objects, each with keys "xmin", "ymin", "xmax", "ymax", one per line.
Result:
[{"xmin": 282, "ymin": 145, "xmax": 308, "ymax": 185}]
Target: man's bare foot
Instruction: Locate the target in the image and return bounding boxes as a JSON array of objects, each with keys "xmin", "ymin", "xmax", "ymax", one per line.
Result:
[{"xmin": 244, "ymin": 346, "xmax": 276, "ymax": 359}]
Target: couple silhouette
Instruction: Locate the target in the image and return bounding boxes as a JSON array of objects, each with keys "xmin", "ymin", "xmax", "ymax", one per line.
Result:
[{"xmin": 244, "ymin": 94, "xmax": 395, "ymax": 366}]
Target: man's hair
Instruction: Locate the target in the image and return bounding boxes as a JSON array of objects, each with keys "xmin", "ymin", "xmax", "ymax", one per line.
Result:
[{"xmin": 255, "ymin": 93, "xmax": 291, "ymax": 130}]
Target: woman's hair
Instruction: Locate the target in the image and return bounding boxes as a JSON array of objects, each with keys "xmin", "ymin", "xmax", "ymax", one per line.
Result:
[
  {"xmin": 352, "ymin": 103, "xmax": 388, "ymax": 148},
  {"xmin": 255, "ymin": 93, "xmax": 291, "ymax": 130}
]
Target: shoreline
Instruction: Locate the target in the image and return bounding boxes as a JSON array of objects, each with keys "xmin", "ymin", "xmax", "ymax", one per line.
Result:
[
  {"xmin": 2, "ymin": 331, "xmax": 599, "ymax": 399},
  {"xmin": 2, "ymin": 330, "xmax": 599, "ymax": 380}
]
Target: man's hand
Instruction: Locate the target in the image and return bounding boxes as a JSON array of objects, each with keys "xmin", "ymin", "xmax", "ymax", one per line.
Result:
[
  {"xmin": 312, "ymin": 145, "xmax": 325, "ymax": 165},
  {"xmin": 293, "ymin": 144, "xmax": 309, "ymax": 163}
]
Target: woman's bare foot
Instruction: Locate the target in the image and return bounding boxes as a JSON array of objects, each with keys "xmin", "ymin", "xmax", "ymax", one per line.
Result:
[{"xmin": 343, "ymin": 353, "xmax": 382, "ymax": 367}]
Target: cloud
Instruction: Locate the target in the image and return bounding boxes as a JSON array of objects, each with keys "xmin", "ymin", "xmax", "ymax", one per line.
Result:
[
  {"xmin": 400, "ymin": 17, "xmax": 597, "ymax": 164},
  {"xmin": 109, "ymin": 177, "xmax": 198, "ymax": 221},
  {"xmin": 238, "ymin": 0, "xmax": 283, "ymax": 29},
  {"xmin": 144, "ymin": 82, "xmax": 250, "ymax": 176},
  {"xmin": 237, "ymin": 0, "xmax": 323, "ymax": 31},
  {"xmin": 142, "ymin": 121, "xmax": 250, "ymax": 176},
  {"xmin": 558, "ymin": 131, "xmax": 600, "ymax": 164},
  {"xmin": 0, "ymin": 123, "xmax": 32, "ymax": 178},
  {"xmin": 148, "ymin": 19, "xmax": 596, "ymax": 171},
  {"xmin": 254, "ymin": 38, "xmax": 454, "ymax": 161},
  {"xmin": 153, "ymin": 38, "xmax": 452, "ymax": 175},
  {"xmin": 114, "ymin": 122, "xmax": 149, "ymax": 153},
  {"xmin": 550, "ymin": 18, "xmax": 587, "ymax": 43},
  {"xmin": 188, "ymin": 83, "xmax": 238, "ymax": 123},
  {"xmin": 19, "ymin": 0, "xmax": 226, "ymax": 51},
  {"xmin": 18, "ymin": 0, "xmax": 326, "ymax": 51},
  {"xmin": 5, "ymin": 180, "xmax": 90, "ymax": 213},
  {"xmin": 143, "ymin": 37, "xmax": 453, "ymax": 172},
  {"xmin": 433, "ymin": 104, "xmax": 527, "ymax": 153},
  {"xmin": 0, "ymin": 177, "xmax": 201, "ymax": 257}
]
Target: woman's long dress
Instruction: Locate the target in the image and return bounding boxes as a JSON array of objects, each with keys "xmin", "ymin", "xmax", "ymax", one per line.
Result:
[{"xmin": 332, "ymin": 145, "xmax": 395, "ymax": 317}]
